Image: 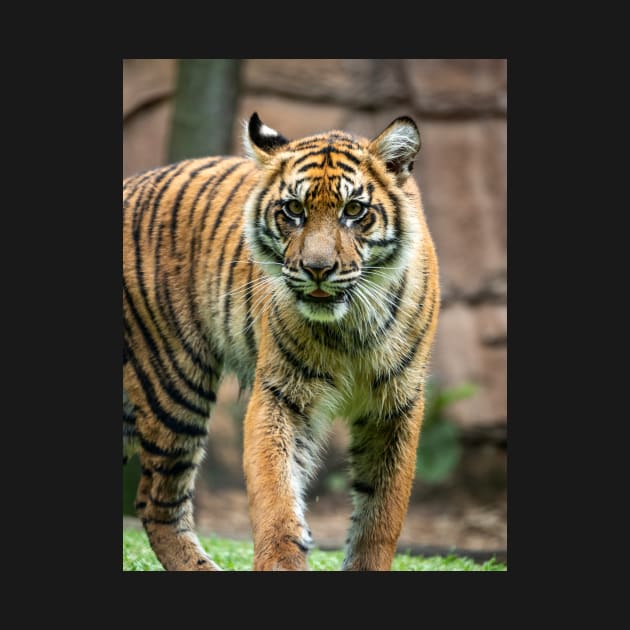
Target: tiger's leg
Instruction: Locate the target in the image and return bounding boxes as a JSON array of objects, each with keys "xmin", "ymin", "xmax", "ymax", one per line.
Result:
[
  {"xmin": 124, "ymin": 358, "xmax": 220, "ymax": 571},
  {"xmin": 342, "ymin": 399, "xmax": 424, "ymax": 571},
  {"xmin": 243, "ymin": 380, "xmax": 319, "ymax": 571},
  {"xmin": 136, "ymin": 446, "xmax": 221, "ymax": 571}
]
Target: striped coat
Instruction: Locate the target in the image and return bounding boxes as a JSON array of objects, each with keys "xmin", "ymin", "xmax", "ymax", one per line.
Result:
[{"xmin": 123, "ymin": 113, "xmax": 439, "ymax": 571}]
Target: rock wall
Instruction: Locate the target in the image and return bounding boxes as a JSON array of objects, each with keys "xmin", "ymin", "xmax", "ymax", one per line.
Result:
[{"xmin": 123, "ymin": 58, "xmax": 507, "ymax": 436}]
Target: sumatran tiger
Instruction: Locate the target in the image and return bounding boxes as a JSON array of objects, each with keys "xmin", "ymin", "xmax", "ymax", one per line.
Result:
[{"xmin": 123, "ymin": 113, "xmax": 440, "ymax": 571}]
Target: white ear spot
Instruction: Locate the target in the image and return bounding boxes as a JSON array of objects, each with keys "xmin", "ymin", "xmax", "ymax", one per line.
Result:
[{"xmin": 259, "ymin": 123, "xmax": 280, "ymax": 138}]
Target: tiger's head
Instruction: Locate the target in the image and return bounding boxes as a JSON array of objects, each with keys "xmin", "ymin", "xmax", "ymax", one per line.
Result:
[{"xmin": 243, "ymin": 113, "xmax": 422, "ymax": 324}]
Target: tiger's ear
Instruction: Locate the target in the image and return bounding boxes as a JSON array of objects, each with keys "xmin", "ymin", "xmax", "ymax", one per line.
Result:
[
  {"xmin": 243, "ymin": 112, "xmax": 289, "ymax": 165},
  {"xmin": 368, "ymin": 116, "xmax": 421, "ymax": 184}
]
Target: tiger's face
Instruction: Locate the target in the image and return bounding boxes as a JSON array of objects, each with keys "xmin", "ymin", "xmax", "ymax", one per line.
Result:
[{"xmin": 244, "ymin": 113, "xmax": 421, "ymax": 323}]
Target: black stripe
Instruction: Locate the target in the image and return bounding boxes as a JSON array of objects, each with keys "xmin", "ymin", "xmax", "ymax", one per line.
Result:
[
  {"xmin": 372, "ymin": 337, "xmax": 423, "ymax": 389},
  {"xmin": 257, "ymin": 232, "xmax": 283, "ymax": 263},
  {"xmin": 372, "ymin": 272, "xmax": 407, "ymax": 336},
  {"xmin": 128, "ymin": 173, "xmax": 158, "ymax": 257},
  {"xmin": 357, "ymin": 236, "xmax": 398, "ymax": 248},
  {"xmin": 273, "ymin": 300, "xmax": 340, "ymax": 354},
  {"xmin": 334, "ymin": 160, "xmax": 356, "ymax": 174},
  {"xmin": 139, "ymin": 434, "xmax": 196, "ymax": 458},
  {"xmin": 372, "ymin": 270, "xmax": 429, "ymax": 345},
  {"xmin": 186, "ymin": 213, "xmax": 218, "ymax": 352},
  {"xmin": 291, "ymin": 538, "xmax": 310, "ymax": 553},
  {"xmin": 125, "ymin": 163, "xmax": 172, "ymax": 184},
  {"xmin": 291, "ymin": 140, "xmax": 321, "ymax": 151},
  {"xmin": 259, "ymin": 223, "xmax": 281, "ymax": 249},
  {"xmin": 126, "ymin": 343, "xmax": 209, "ymax": 437},
  {"xmin": 384, "ymin": 390, "xmax": 421, "ymax": 423},
  {"xmin": 222, "ymin": 230, "xmax": 245, "ymax": 338},
  {"xmin": 186, "ymin": 160, "xmax": 223, "ymax": 227},
  {"xmin": 147, "ymin": 162, "xmax": 191, "ymax": 242},
  {"xmin": 353, "ymin": 241, "xmax": 364, "ymax": 259},
  {"xmin": 260, "ymin": 379, "xmax": 307, "ymax": 421},
  {"xmin": 152, "ymin": 461, "xmax": 198, "ymax": 476},
  {"xmin": 123, "ymin": 171, "xmax": 154, "ymax": 210},
  {"xmin": 243, "ymin": 263, "xmax": 258, "ymax": 359},
  {"xmin": 369, "ymin": 201, "xmax": 387, "ymax": 225},
  {"xmin": 130, "ymin": 165, "xmax": 212, "ymax": 400},
  {"xmin": 293, "ymin": 145, "xmax": 360, "ymax": 168},
  {"xmin": 372, "ymin": 298, "xmax": 436, "ymax": 388},
  {"xmin": 357, "ymin": 211, "xmax": 376, "ymax": 233},
  {"xmin": 365, "ymin": 161, "xmax": 393, "ymax": 234},
  {"xmin": 170, "ymin": 159, "xmax": 221, "ymax": 250},
  {"xmin": 194, "ymin": 161, "xmax": 248, "ymax": 276},
  {"xmin": 160, "ymin": 280, "xmax": 215, "ymax": 378},
  {"xmin": 124, "ymin": 286, "xmax": 214, "ymax": 414},
  {"xmin": 141, "ymin": 466, "xmax": 153, "ymax": 477},
  {"xmin": 150, "ymin": 491, "xmax": 193, "ymax": 508},
  {"xmin": 351, "ymin": 481, "xmax": 375, "ymax": 496},
  {"xmin": 304, "ymin": 319, "xmax": 345, "ymax": 353},
  {"xmin": 292, "ymin": 147, "xmax": 330, "ymax": 167},
  {"xmin": 124, "ymin": 166, "xmax": 163, "ymax": 194},
  {"xmin": 253, "ymin": 186, "xmax": 270, "ymax": 235},
  {"xmin": 269, "ymin": 320, "xmax": 334, "ymax": 384},
  {"xmin": 353, "ymin": 390, "xmax": 421, "ymax": 430},
  {"xmin": 125, "ymin": 267, "xmax": 214, "ymax": 393},
  {"xmin": 131, "ymin": 164, "xmax": 178, "ymax": 235},
  {"xmin": 135, "ymin": 501, "xmax": 147, "ymax": 510},
  {"xmin": 372, "ymin": 244, "xmax": 402, "ymax": 268},
  {"xmin": 297, "ymin": 160, "xmax": 324, "ymax": 173},
  {"xmin": 142, "ymin": 513, "xmax": 184, "ymax": 526},
  {"xmin": 333, "ymin": 149, "xmax": 361, "ymax": 165},
  {"xmin": 204, "ymin": 163, "xmax": 252, "ymax": 250}
]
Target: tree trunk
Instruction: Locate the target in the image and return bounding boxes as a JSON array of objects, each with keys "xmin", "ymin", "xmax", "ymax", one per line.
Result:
[{"xmin": 168, "ymin": 59, "xmax": 241, "ymax": 161}]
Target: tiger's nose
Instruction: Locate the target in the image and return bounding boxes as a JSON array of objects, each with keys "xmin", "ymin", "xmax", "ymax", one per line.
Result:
[{"xmin": 302, "ymin": 261, "xmax": 336, "ymax": 282}]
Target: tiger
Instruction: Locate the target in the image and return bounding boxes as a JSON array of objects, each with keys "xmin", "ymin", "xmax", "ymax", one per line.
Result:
[{"xmin": 123, "ymin": 112, "xmax": 440, "ymax": 571}]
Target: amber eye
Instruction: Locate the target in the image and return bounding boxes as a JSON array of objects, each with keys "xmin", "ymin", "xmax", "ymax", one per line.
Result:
[
  {"xmin": 283, "ymin": 199, "xmax": 305, "ymax": 219},
  {"xmin": 344, "ymin": 200, "xmax": 365, "ymax": 219}
]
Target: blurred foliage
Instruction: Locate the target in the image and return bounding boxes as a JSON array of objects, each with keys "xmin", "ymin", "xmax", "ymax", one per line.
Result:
[
  {"xmin": 123, "ymin": 455, "xmax": 141, "ymax": 516},
  {"xmin": 415, "ymin": 381, "xmax": 477, "ymax": 483}
]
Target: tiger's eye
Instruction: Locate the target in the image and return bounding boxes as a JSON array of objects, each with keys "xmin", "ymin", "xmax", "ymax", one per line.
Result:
[
  {"xmin": 344, "ymin": 201, "xmax": 364, "ymax": 218},
  {"xmin": 284, "ymin": 199, "xmax": 305, "ymax": 218}
]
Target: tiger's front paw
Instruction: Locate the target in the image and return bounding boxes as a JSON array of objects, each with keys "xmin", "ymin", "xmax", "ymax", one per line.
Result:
[{"xmin": 253, "ymin": 535, "xmax": 311, "ymax": 571}]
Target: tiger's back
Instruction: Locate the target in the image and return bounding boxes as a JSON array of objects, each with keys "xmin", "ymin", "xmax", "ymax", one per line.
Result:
[{"xmin": 123, "ymin": 113, "xmax": 439, "ymax": 571}]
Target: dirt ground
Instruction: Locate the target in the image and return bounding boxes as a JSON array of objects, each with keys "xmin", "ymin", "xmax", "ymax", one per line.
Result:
[{"xmin": 194, "ymin": 483, "xmax": 507, "ymax": 555}]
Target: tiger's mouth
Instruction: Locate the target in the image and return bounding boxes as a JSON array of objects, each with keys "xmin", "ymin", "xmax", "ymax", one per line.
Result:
[
  {"xmin": 295, "ymin": 289, "xmax": 347, "ymax": 305},
  {"xmin": 291, "ymin": 285, "xmax": 350, "ymax": 322}
]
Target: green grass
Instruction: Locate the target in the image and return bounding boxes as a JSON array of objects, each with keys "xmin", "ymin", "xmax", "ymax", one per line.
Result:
[{"xmin": 123, "ymin": 529, "xmax": 506, "ymax": 571}]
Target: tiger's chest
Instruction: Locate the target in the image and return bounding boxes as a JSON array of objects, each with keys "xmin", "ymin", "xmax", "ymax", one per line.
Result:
[{"xmin": 236, "ymin": 327, "xmax": 413, "ymax": 425}]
